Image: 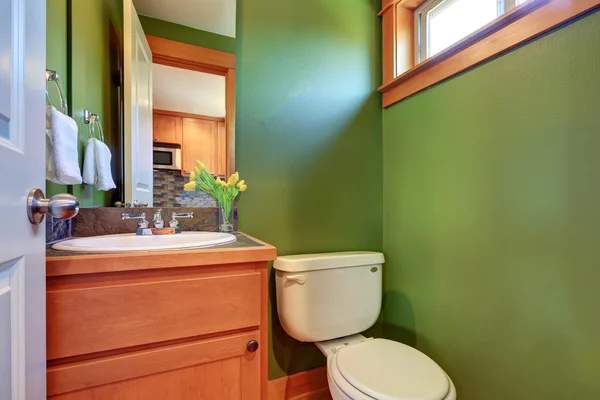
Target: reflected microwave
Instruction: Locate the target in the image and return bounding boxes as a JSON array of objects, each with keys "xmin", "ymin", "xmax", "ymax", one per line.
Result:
[{"xmin": 153, "ymin": 144, "xmax": 182, "ymax": 171}]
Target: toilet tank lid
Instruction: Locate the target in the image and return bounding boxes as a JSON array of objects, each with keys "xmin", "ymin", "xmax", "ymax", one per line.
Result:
[{"xmin": 274, "ymin": 251, "xmax": 384, "ymax": 272}]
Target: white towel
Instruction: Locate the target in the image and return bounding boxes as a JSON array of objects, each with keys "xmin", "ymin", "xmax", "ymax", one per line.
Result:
[
  {"xmin": 94, "ymin": 139, "xmax": 116, "ymax": 191},
  {"xmin": 82, "ymin": 138, "xmax": 97, "ymax": 184},
  {"xmin": 46, "ymin": 106, "xmax": 82, "ymax": 184}
]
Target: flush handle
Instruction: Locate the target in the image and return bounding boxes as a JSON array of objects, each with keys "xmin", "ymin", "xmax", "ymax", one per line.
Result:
[
  {"xmin": 27, "ymin": 188, "xmax": 79, "ymax": 225},
  {"xmin": 285, "ymin": 274, "xmax": 306, "ymax": 285}
]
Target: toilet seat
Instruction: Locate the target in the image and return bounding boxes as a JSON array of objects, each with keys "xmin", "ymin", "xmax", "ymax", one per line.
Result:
[{"xmin": 329, "ymin": 339, "xmax": 450, "ymax": 400}]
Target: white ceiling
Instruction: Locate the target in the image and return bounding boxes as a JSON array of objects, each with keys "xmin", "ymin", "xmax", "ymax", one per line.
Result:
[
  {"xmin": 153, "ymin": 64, "xmax": 226, "ymax": 117},
  {"xmin": 133, "ymin": 0, "xmax": 236, "ymax": 38}
]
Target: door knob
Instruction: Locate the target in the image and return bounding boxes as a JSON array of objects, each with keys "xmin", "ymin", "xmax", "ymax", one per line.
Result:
[
  {"xmin": 27, "ymin": 188, "xmax": 79, "ymax": 225},
  {"xmin": 247, "ymin": 340, "xmax": 259, "ymax": 353}
]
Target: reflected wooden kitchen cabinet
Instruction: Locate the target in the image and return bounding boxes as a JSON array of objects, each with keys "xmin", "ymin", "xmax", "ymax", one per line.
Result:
[
  {"xmin": 182, "ymin": 117, "xmax": 217, "ymax": 175},
  {"xmin": 153, "ymin": 113, "xmax": 182, "ymax": 145},
  {"xmin": 153, "ymin": 110, "xmax": 226, "ymax": 177}
]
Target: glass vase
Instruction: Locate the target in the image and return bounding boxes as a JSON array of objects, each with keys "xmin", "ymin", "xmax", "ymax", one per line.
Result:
[{"xmin": 219, "ymin": 201, "xmax": 234, "ymax": 233}]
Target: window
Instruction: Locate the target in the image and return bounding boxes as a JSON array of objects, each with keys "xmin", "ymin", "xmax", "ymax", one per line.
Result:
[
  {"xmin": 378, "ymin": 0, "xmax": 599, "ymax": 108},
  {"xmin": 416, "ymin": 0, "xmax": 523, "ymax": 62}
]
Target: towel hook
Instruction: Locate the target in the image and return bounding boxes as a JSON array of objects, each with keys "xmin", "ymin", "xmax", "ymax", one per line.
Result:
[{"xmin": 46, "ymin": 69, "xmax": 68, "ymax": 115}]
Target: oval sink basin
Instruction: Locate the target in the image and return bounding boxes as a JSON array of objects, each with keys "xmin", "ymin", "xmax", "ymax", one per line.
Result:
[{"xmin": 52, "ymin": 232, "xmax": 237, "ymax": 253}]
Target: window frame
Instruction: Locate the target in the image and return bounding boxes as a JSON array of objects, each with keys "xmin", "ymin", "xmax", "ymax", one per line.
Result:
[
  {"xmin": 378, "ymin": 0, "xmax": 600, "ymax": 108},
  {"xmin": 415, "ymin": 0, "xmax": 515, "ymax": 63}
]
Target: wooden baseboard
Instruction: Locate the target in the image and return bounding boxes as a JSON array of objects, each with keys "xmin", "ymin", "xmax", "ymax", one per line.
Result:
[{"xmin": 268, "ymin": 367, "xmax": 330, "ymax": 400}]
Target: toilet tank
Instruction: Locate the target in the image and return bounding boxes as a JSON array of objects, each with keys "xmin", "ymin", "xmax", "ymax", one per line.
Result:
[{"xmin": 273, "ymin": 251, "xmax": 384, "ymax": 342}]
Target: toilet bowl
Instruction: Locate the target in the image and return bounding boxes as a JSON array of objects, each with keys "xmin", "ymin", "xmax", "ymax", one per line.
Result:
[
  {"xmin": 273, "ymin": 252, "xmax": 457, "ymax": 400},
  {"xmin": 320, "ymin": 336, "xmax": 456, "ymax": 400}
]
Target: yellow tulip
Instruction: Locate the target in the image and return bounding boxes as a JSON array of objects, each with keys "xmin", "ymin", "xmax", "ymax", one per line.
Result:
[
  {"xmin": 183, "ymin": 181, "xmax": 196, "ymax": 191},
  {"xmin": 189, "ymin": 171, "xmax": 196, "ymax": 182},
  {"xmin": 196, "ymin": 160, "xmax": 206, "ymax": 172},
  {"xmin": 216, "ymin": 177, "xmax": 225, "ymax": 186},
  {"xmin": 239, "ymin": 184, "xmax": 247, "ymax": 192},
  {"xmin": 228, "ymin": 172, "xmax": 239, "ymax": 186},
  {"xmin": 236, "ymin": 180, "xmax": 245, "ymax": 188}
]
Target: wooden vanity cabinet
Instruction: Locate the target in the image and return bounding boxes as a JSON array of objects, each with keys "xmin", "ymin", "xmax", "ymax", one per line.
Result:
[
  {"xmin": 46, "ymin": 246, "xmax": 273, "ymax": 400},
  {"xmin": 48, "ymin": 332, "xmax": 261, "ymax": 400}
]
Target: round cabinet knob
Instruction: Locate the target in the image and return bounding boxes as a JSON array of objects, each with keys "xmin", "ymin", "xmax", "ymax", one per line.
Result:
[
  {"xmin": 27, "ymin": 188, "xmax": 79, "ymax": 225},
  {"xmin": 247, "ymin": 340, "xmax": 259, "ymax": 353}
]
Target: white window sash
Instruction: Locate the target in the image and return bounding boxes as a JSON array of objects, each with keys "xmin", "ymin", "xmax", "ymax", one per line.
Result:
[{"xmin": 415, "ymin": 0, "xmax": 508, "ymax": 63}]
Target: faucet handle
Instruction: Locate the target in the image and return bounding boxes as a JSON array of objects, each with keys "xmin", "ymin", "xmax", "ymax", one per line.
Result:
[
  {"xmin": 169, "ymin": 212, "xmax": 194, "ymax": 228},
  {"xmin": 122, "ymin": 212, "xmax": 149, "ymax": 229}
]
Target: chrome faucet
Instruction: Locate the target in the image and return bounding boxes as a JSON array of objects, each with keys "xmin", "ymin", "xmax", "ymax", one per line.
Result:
[
  {"xmin": 121, "ymin": 212, "xmax": 149, "ymax": 229},
  {"xmin": 153, "ymin": 209, "xmax": 164, "ymax": 229}
]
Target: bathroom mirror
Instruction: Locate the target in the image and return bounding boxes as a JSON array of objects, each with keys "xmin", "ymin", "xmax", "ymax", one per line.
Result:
[{"xmin": 45, "ymin": 0, "xmax": 236, "ymax": 209}]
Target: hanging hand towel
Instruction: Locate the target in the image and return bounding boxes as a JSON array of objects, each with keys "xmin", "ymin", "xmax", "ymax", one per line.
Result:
[
  {"xmin": 94, "ymin": 139, "xmax": 116, "ymax": 191},
  {"xmin": 82, "ymin": 138, "xmax": 97, "ymax": 184},
  {"xmin": 46, "ymin": 106, "xmax": 82, "ymax": 184}
]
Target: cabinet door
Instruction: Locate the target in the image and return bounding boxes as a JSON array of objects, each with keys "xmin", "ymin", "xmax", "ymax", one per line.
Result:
[
  {"xmin": 217, "ymin": 121, "xmax": 227, "ymax": 177},
  {"xmin": 182, "ymin": 118, "xmax": 217, "ymax": 174},
  {"xmin": 48, "ymin": 331, "xmax": 262, "ymax": 400},
  {"xmin": 153, "ymin": 114, "xmax": 182, "ymax": 145}
]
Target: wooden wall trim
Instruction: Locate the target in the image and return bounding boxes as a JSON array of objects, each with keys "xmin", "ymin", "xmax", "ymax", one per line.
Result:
[
  {"xmin": 379, "ymin": 0, "xmax": 427, "ymax": 16},
  {"xmin": 154, "ymin": 108, "xmax": 225, "ymax": 122},
  {"xmin": 379, "ymin": 0, "xmax": 600, "ymax": 107},
  {"xmin": 147, "ymin": 35, "xmax": 235, "ymax": 72},
  {"xmin": 268, "ymin": 367, "xmax": 329, "ymax": 400}
]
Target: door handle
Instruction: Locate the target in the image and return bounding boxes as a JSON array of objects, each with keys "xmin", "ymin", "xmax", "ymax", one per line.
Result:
[{"xmin": 27, "ymin": 188, "xmax": 79, "ymax": 225}]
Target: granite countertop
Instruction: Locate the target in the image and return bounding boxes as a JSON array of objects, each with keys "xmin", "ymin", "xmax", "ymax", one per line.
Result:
[
  {"xmin": 46, "ymin": 232, "xmax": 263, "ymax": 258},
  {"xmin": 46, "ymin": 231, "xmax": 277, "ymax": 277}
]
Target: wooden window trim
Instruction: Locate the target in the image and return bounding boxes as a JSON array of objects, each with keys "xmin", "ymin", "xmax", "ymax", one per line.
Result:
[
  {"xmin": 379, "ymin": 0, "xmax": 600, "ymax": 108},
  {"xmin": 147, "ymin": 35, "xmax": 236, "ymax": 177}
]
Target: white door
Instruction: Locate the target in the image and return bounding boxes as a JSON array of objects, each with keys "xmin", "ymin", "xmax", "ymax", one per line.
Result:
[
  {"xmin": 124, "ymin": 0, "xmax": 153, "ymax": 205},
  {"xmin": 0, "ymin": 0, "xmax": 47, "ymax": 398}
]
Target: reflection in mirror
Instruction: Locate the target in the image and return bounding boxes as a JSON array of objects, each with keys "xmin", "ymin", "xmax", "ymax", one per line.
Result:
[
  {"xmin": 45, "ymin": 0, "xmax": 236, "ymax": 209},
  {"xmin": 152, "ymin": 65, "xmax": 226, "ymax": 208}
]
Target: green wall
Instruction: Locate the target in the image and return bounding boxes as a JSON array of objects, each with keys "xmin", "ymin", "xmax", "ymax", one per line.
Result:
[
  {"xmin": 382, "ymin": 11, "xmax": 600, "ymax": 400},
  {"xmin": 236, "ymin": 0, "xmax": 383, "ymax": 379},
  {"xmin": 69, "ymin": 0, "xmax": 123, "ymax": 207},
  {"xmin": 139, "ymin": 15, "xmax": 236, "ymax": 54},
  {"xmin": 46, "ymin": 0, "xmax": 123, "ymax": 206}
]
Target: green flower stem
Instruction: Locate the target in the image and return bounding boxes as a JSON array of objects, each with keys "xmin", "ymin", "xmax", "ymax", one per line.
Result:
[{"xmin": 193, "ymin": 169, "xmax": 242, "ymax": 225}]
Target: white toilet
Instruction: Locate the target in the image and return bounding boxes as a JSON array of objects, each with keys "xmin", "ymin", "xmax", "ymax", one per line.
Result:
[{"xmin": 273, "ymin": 251, "xmax": 457, "ymax": 400}]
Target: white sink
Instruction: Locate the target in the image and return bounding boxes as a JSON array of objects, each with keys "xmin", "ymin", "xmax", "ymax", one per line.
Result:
[{"xmin": 52, "ymin": 232, "xmax": 237, "ymax": 253}]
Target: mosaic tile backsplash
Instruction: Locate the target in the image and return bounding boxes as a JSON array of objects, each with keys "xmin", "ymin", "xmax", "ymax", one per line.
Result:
[
  {"xmin": 154, "ymin": 170, "xmax": 217, "ymax": 208},
  {"xmin": 46, "ymin": 216, "xmax": 71, "ymax": 243}
]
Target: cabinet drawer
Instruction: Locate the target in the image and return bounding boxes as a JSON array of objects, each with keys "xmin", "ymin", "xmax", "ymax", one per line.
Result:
[
  {"xmin": 48, "ymin": 331, "xmax": 261, "ymax": 399},
  {"xmin": 47, "ymin": 271, "xmax": 261, "ymax": 360}
]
